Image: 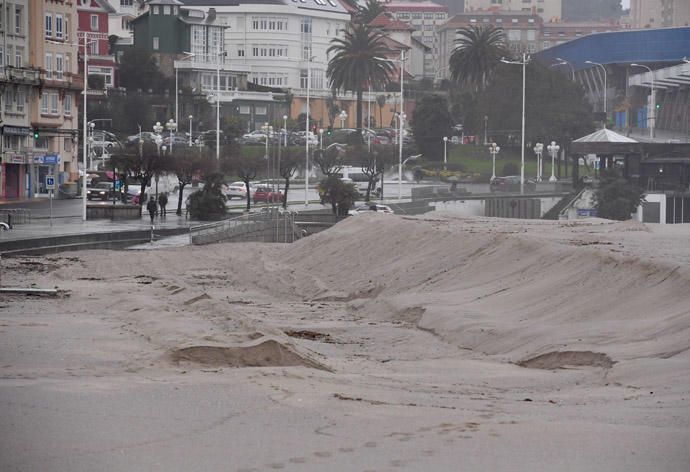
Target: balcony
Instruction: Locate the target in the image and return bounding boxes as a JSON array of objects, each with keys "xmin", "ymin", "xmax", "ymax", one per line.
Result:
[
  {"xmin": 174, "ymin": 57, "xmax": 251, "ymax": 74},
  {"xmin": 204, "ymin": 89, "xmax": 287, "ymax": 103},
  {"xmin": 0, "ymin": 67, "xmax": 40, "ymax": 85}
]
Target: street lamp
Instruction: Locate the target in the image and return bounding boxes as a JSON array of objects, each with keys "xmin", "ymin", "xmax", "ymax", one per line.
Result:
[
  {"xmin": 500, "ymin": 53, "xmax": 529, "ymax": 194},
  {"xmin": 585, "ymin": 60, "xmax": 607, "ymax": 122},
  {"xmin": 547, "ymin": 141, "xmax": 559, "ymax": 182},
  {"xmin": 555, "ymin": 57, "xmax": 575, "ymax": 80},
  {"xmin": 488, "ymin": 142, "xmax": 500, "ymax": 181},
  {"xmin": 631, "ymin": 63, "xmax": 655, "ymax": 139},
  {"xmin": 165, "ymin": 119, "xmax": 177, "ymax": 152},
  {"xmin": 533, "ymin": 142, "xmax": 544, "ymax": 182},
  {"xmin": 319, "ymin": 128, "xmax": 324, "ymax": 150},
  {"xmin": 339, "ymin": 110, "xmax": 348, "ymax": 128},
  {"xmin": 304, "ymin": 55, "xmax": 317, "ymax": 207},
  {"xmin": 87, "ymin": 122, "xmax": 95, "ymax": 170},
  {"xmin": 443, "ymin": 136, "xmax": 448, "ymax": 171},
  {"xmin": 188, "ymin": 115, "xmax": 193, "ymax": 147},
  {"xmin": 263, "ymin": 122, "xmax": 273, "ymax": 189}
]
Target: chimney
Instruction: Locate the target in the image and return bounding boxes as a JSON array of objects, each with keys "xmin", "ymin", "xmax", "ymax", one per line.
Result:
[{"xmin": 207, "ymin": 8, "xmax": 216, "ymax": 22}]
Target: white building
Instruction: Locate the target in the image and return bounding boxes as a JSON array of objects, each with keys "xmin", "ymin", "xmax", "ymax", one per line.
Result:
[
  {"xmin": 108, "ymin": 0, "xmax": 148, "ymax": 45},
  {"xmin": 464, "ymin": 0, "xmax": 562, "ymax": 22}
]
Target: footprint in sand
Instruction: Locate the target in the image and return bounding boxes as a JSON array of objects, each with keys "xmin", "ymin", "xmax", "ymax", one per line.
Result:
[
  {"xmin": 266, "ymin": 463, "xmax": 285, "ymax": 469},
  {"xmin": 288, "ymin": 457, "xmax": 306, "ymax": 464},
  {"xmin": 314, "ymin": 451, "xmax": 332, "ymax": 458},
  {"xmin": 364, "ymin": 441, "xmax": 377, "ymax": 448},
  {"xmin": 338, "ymin": 447, "xmax": 355, "ymax": 453}
]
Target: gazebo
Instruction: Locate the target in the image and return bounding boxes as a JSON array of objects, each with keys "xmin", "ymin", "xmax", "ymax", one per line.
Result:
[{"xmin": 569, "ymin": 129, "xmax": 641, "ymax": 186}]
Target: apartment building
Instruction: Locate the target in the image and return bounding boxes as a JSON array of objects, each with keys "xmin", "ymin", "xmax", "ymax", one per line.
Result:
[
  {"xmin": 28, "ymin": 0, "xmax": 81, "ymax": 196},
  {"xmin": 437, "ymin": 10, "xmax": 542, "ymax": 80},
  {"xmin": 77, "ymin": 0, "xmax": 117, "ymax": 89},
  {"xmin": 464, "ymin": 0, "xmax": 562, "ymax": 22},
  {"xmin": 0, "ymin": 0, "xmax": 40, "ymax": 198},
  {"xmin": 541, "ymin": 21, "xmax": 621, "ymax": 50},
  {"xmin": 383, "ymin": 1, "xmax": 448, "ymax": 79},
  {"xmin": 108, "ymin": 0, "xmax": 147, "ymax": 45},
  {"xmin": 631, "ymin": 0, "xmax": 690, "ymax": 28}
]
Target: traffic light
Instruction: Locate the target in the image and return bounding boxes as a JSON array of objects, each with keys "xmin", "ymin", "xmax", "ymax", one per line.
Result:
[
  {"xmin": 327, "ymin": 126, "xmax": 333, "ymax": 136},
  {"xmin": 33, "ymin": 128, "xmax": 39, "ymax": 140}
]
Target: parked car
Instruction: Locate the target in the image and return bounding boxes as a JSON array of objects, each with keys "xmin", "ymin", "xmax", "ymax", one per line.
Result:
[
  {"xmin": 90, "ymin": 130, "xmax": 120, "ymax": 150},
  {"xmin": 227, "ymin": 181, "xmax": 256, "ymax": 200},
  {"xmin": 293, "ymin": 131, "xmax": 318, "ymax": 146},
  {"xmin": 87, "ymin": 182, "xmax": 114, "ymax": 201},
  {"xmin": 125, "ymin": 132, "xmax": 157, "ymax": 146},
  {"xmin": 252, "ymin": 186, "xmax": 283, "ymax": 203},
  {"xmin": 349, "ymin": 203, "xmax": 394, "ymax": 215},
  {"xmin": 490, "ymin": 176, "xmax": 537, "ymax": 193},
  {"xmin": 241, "ymin": 130, "xmax": 268, "ymax": 145}
]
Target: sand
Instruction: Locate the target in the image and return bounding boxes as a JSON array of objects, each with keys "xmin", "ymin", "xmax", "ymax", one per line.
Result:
[{"xmin": 1, "ymin": 213, "xmax": 689, "ymax": 471}]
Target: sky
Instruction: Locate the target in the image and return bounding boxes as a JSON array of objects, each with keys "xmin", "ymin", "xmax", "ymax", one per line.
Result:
[{"xmin": 622, "ymin": 0, "xmax": 630, "ymax": 9}]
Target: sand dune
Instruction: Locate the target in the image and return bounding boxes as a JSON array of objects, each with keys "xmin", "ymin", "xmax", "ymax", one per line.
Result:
[{"xmin": 1, "ymin": 214, "xmax": 689, "ymax": 471}]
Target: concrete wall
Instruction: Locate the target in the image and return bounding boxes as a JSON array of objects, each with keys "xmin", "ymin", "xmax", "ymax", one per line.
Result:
[{"xmin": 86, "ymin": 204, "xmax": 142, "ymax": 220}]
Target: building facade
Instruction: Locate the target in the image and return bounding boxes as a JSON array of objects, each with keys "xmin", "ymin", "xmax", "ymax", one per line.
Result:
[
  {"xmin": 0, "ymin": 0, "xmax": 40, "ymax": 198},
  {"xmin": 630, "ymin": 0, "xmax": 690, "ymax": 29},
  {"xmin": 77, "ymin": 0, "xmax": 117, "ymax": 89},
  {"xmin": 108, "ymin": 0, "xmax": 147, "ymax": 45},
  {"xmin": 28, "ymin": 0, "xmax": 81, "ymax": 197},
  {"xmin": 463, "ymin": 0, "xmax": 562, "ymax": 22},
  {"xmin": 382, "ymin": 2, "xmax": 448, "ymax": 79}
]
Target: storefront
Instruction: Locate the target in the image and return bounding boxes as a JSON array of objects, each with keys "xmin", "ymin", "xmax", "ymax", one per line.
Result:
[
  {"xmin": 1, "ymin": 153, "xmax": 29, "ymax": 199},
  {"xmin": 31, "ymin": 154, "xmax": 61, "ymax": 197}
]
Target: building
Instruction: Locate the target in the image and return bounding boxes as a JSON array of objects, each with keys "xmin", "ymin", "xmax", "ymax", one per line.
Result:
[
  {"xmin": 437, "ymin": 10, "xmax": 542, "ymax": 80},
  {"xmin": 541, "ymin": 21, "xmax": 622, "ymax": 50},
  {"xmin": 630, "ymin": 0, "xmax": 690, "ymax": 29},
  {"xmin": 108, "ymin": 0, "xmax": 148, "ymax": 46},
  {"xmin": 381, "ymin": 2, "xmax": 448, "ymax": 79},
  {"xmin": 77, "ymin": 0, "xmax": 118, "ymax": 89},
  {"xmin": 464, "ymin": 0, "xmax": 562, "ymax": 22},
  {"xmin": 0, "ymin": 0, "xmax": 41, "ymax": 198},
  {"xmin": 369, "ymin": 12, "xmax": 426, "ymax": 79},
  {"xmin": 28, "ymin": 0, "xmax": 81, "ymax": 197}
]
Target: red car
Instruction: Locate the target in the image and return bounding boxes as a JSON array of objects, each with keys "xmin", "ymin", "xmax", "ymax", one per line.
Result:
[{"xmin": 252, "ymin": 186, "xmax": 283, "ymax": 203}]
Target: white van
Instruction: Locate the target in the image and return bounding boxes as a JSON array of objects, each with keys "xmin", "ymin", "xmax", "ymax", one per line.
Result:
[{"xmin": 338, "ymin": 166, "xmax": 381, "ymax": 197}]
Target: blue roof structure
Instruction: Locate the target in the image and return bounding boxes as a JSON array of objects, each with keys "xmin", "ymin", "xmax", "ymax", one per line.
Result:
[{"xmin": 535, "ymin": 27, "xmax": 690, "ymax": 70}]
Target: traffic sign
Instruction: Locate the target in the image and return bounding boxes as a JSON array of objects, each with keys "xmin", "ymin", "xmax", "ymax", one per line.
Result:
[{"xmin": 45, "ymin": 175, "xmax": 55, "ymax": 190}]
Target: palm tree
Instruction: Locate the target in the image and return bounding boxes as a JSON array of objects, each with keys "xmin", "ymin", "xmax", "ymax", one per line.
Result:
[
  {"xmin": 449, "ymin": 25, "xmax": 508, "ymax": 91},
  {"xmin": 357, "ymin": 0, "xmax": 387, "ymax": 24},
  {"xmin": 327, "ymin": 23, "xmax": 394, "ymax": 134}
]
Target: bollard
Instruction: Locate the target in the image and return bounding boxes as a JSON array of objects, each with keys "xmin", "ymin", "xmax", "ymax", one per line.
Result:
[{"xmin": 7, "ymin": 214, "xmax": 11, "ymax": 229}]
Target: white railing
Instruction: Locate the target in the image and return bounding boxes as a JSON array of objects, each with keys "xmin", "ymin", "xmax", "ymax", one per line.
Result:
[{"xmin": 189, "ymin": 208, "xmax": 302, "ymax": 245}]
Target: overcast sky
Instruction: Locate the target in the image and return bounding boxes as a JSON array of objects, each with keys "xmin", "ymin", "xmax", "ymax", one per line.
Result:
[{"xmin": 622, "ymin": 0, "xmax": 630, "ymax": 8}]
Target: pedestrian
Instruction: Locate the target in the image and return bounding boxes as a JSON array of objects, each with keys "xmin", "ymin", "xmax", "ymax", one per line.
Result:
[
  {"xmin": 158, "ymin": 192, "xmax": 168, "ymax": 218},
  {"xmin": 146, "ymin": 196, "xmax": 157, "ymax": 224}
]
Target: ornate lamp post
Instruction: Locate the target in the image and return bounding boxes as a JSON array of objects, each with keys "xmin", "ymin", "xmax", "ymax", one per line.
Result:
[
  {"xmin": 489, "ymin": 142, "xmax": 500, "ymax": 182},
  {"xmin": 165, "ymin": 119, "xmax": 177, "ymax": 152},
  {"xmin": 443, "ymin": 136, "xmax": 448, "ymax": 171},
  {"xmin": 339, "ymin": 110, "xmax": 348, "ymax": 128},
  {"xmin": 319, "ymin": 128, "xmax": 324, "ymax": 150},
  {"xmin": 547, "ymin": 141, "xmax": 560, "ymax": 182},
  {"xmin": 533, "ymin": 142, "xmax": 544, "ymax": 182}
]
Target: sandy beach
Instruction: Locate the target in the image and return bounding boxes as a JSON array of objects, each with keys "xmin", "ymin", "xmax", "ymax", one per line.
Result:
[{"xmin": 1, "ymin": 213, "xmax": 689, "ymax": 471}]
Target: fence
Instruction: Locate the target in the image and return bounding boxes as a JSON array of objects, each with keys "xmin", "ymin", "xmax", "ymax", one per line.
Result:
[
  {"xmin": 0, "ymin": 209, "xmax": 31, "ymax": 227},
  {"xmin": 189, "ymin": 208, "xmax": 302, "ymax": 245}
]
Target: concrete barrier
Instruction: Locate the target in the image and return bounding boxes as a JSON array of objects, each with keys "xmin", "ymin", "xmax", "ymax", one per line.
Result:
[{"xmin": 86, "ymin": 204, "xmax": 142, "ymax": 220}]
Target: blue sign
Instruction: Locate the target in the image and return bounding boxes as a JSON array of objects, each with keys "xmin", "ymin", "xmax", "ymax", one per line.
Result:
[
  {"xmin": 46, "ymin": 176, "xmax": 55, "ymax": 189},
  {"xmin": 577, "ymin": 208, "xmax": 598, "ymax": 217},
  {"xmin": 43, "ymin": 154, "xmax": 59, "ymax": 165}
]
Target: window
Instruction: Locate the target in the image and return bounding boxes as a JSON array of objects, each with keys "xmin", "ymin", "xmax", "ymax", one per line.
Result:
[
  {"xmin": 55, "ymin": 14, "xmax": 63, "ymax": 39},
  {"xmin": 152, "ymin": 6, "xmax": 159, "ymax": 14},
  {"xmin": 64, "ymin": 16, "xmax": 70, "ymax": 41},
  {"xmin": 45, "ymin": 53, "xmax": 53, "ymax": 79},
  {"xmin": 45, "ymin": 13, "xmax": 53, "ymax": 37},
  {"xmin": 64, "ymin": 94, "xmax": 72, "ymax": 115},
  {"xmin": 300, "ymin": 69, "xmax": 308, "ymax": 88},
  {"xmin": 90, "ymin": 15, "xmax": 98, "ymax": 31},
  {"xmin": 153, "ymin": 37, "xmax": 159, "ymax": 50},
  {"xmin": 50, "ymin": 93, "xmax": 58, "ymax": 114},
  {"xmin": 238, "ymin": 48, "xmax": 244, "ymax": 57},
  {"xmin": 55, "ymin": 54, "xmax": 64, "ymax": 80},
  {"xmin": 4, "ymin": 89, "xmax": 13, "ymax": 112},
  {"xmin": 163, "ymin": 5, "xmax": 171, "ymax": 15},
  {"xmin": 255, "ymin": 106, "xmax": 267, "ymax": 115},
  {"xmin": 16, "ymin": 90, "xmax": 24, "ymax": 112},
  {"xmin": 507, "ymin": 29, "xmax": 521, "ymax": 41},
  {"xmin": 424, "ymin": 13, "xmax": 434, "ymax": 19},
  {"xmin": 121, "ymin": 0, "xmax": 134, "ymax": 5},
  {"xmin": 41, "ymin": 94, "xmax": 49, "ymax": 114},
  {"xmin": 436, "ymin": 13, "xmax": 445, "ymax": 19},
  {"xmin": 398, "ymin": 13, "xmax": 410, "ymax": 19},
  {"xmin": 15, "ymin": 48, "xmax": 22, "ymax": 68},
  {"xmin": 239, "ymin": 106, "xmax": 250, "ymax": 114},
  {"xmin": 89, "ymin": 40, "xmax": 98, "ymax": 55},
  {"xmin": 527, "ymin": 30, "xmax": 536, "ymax": 40},
  {"xmin": 15, "ymin": 7, "xmax": 22, "ymax": 35},
  {"xmin": 496, "ymin": 18, "xmax": 503, "ymax": 23},
  {"xmin": 512, "ymin": 18, "xmax": 518, "ymax": 23}
]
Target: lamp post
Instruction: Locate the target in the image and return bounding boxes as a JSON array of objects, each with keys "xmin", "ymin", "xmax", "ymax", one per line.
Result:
[
  {"xmin": 533, "ymin": 142, "xmax": 544, "ymax": 182},
  {"xmin": 165, "ymin": 119, "xmax": 177, "ymax": 152},
  {"xmin": 631, "ymin": 63, "xmax": 655, "ymax": 139},
  {"xmin": 319, "ymin": 128, "xmax": 324, "ymax": 150},
  {"xmin": 443, "ymin": 136, "xmax": 448, "ymax": 171},
  {"xmin": 555, "ymin": 57, "xmax": 575, "ymax": 80},
  {"xmin": 489, "ymin": 142, "xmax": 500, "ymax": 181},
  {"xmin": 188, "ymin": 115, "xmax": 193, "ymax": 147},
  {"xmin": 501, "ymin": 53, "xmax": 529, "ymax": 194},
  {"xmin": 585, "ymin": 60, "xmax": 607, "ymax": 122},
  {"xmin": 339, "ymin": 110, "xmax": 348, "ymax": 129},
  {"xmin": 263, "ymin": 122, "xmax": 272, "ymax": 189},
  {"xmin": 153, "ymin": 121, "xmax": 164, "ymax": 199},
  {"xmin": 88, "ymin": 122, "xmax": 95, "ymax": 170},
  {"xmin": 305, "ymin": 55, "xmax": 316, "ymax": 207},
  {"xmin": 547, "ymin": 141, "xmax": 559, "ymax": 182}
]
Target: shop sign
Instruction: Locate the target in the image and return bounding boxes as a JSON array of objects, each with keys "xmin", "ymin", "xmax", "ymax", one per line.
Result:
[
  {"xmin": 2, "ymin": 126, "xmax": 31, "ymax": 136},
  {"xmin": 1, "ymin": 153, "xmax": 27, "ymax": 164},
  {"xmin": 33, "ymin": 154, "xmax": 61, "ymax": 165}
]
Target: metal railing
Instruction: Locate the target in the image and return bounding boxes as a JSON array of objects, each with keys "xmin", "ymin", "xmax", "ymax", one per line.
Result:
[
  {"xmin": 189, "ymin": 207, "xmax": 302, "ymax": 245},
  {"xmin": 0, "ymin": 209, "xmax": 31, "ymax": 226}
]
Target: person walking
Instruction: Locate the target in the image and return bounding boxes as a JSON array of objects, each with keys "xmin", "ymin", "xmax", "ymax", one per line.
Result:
[
  {"xmin": 158, "ymin": 192, "xmax": 168, "ymax": 218},
  {"xmin": 146, "ymin": 196, "xmax": 157, "ymax": 224}
]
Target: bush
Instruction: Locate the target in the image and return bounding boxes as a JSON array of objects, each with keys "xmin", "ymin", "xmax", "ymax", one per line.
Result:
[
  {"xmin": 186, "ymin": 173, "xmax": 227, "ymax": 220},
  {"xmin": 594, "ymin": 171, "xmax": 645, "ymax": 221},
  {"xmin": 501, "ymin": 162, "xmax": 519, "ymax": 176}
]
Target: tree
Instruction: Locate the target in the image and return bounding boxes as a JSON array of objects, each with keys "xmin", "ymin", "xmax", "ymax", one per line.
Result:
[
  {"xmin": 593, "ymin": 171, "xmax": 645, "ymax": 221},
  {"xmin": 319, "ymin": 175, "xmax": 359, "ymax": 215},
  {"xmin": 410, "ymin": 94, "xmax": 453, "ymax": 161},
  {"xmin": 186, "ymin": 173, "xmax": 227, "ymax": 220},
  {"xmin": 327, "ymin": 23, "xmax": 394, "ymax": 134},
  {"xmin": 326, "ymin": 93, "xmax": 341, "ymax": 129},
  {"xmin": 222, "ymin": 152, "xmax": 262, "ymax": 211},
  {"xmin": 279, "ymin": 148, "xmax": 301, "ymax": 209},
  {"xmin": 345, "ymin": 145, "xmax": 379, "ymax": 201},
  {"xmin": 110, "ymin": 141, "xmax": 173, "ymax": 205},
  {"xmin": 449, "ymin": 25, "xmax": 508, "ymax": 92},
  {"xmin": 313, "ymin": 145, "xmax": 344, "ymax": 177},
  {"xmin": 170, "ymin": 148, "xmax": 215, "ymax": 216},
  {"xmin": 117, "ymin": 48, "xmax": 171, "ymax": 93},
  {"xmin": 357, "ymin": 0, "xmax": 387, "ymax": 23},
  {"xmin": 376, "ymin": 94, "xmax": 387, "ymax": 129}
]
